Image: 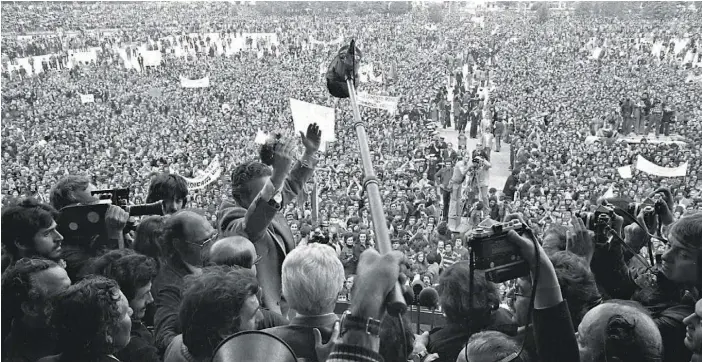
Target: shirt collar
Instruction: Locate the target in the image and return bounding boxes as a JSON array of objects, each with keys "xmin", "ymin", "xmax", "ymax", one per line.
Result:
[{"xmin": 289, "ymin": 312, "xmax": 339, "ymax": 328}]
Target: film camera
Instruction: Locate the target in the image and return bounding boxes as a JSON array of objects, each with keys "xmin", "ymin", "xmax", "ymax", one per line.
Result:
[
  {"xmin": 469, "ymin": 219, "xmax": 530, "ymax": 283},
  {"xmin": 56, "ymin": 188, "xmax": 164, "ymax": 249},
  {"xmin": 628, "ymin": 198, "xmax": 657, "ymax": 229},
  {"xmin": 576, "ymin": 205, "xmax": 616, "ymax": 244},
  {"xmin": 309, "ymin": 228, "xmax": 331, "ymax": 245}
]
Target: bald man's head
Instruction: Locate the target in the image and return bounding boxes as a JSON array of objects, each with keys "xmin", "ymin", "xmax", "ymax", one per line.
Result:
[{"xmin": 208, "ymin": 236, "xmax": 258, "ymax": 272}]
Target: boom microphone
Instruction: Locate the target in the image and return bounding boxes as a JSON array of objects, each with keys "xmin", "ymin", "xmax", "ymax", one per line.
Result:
[
  {"xmin": 326, "ymin": 40, "xmax": 362, "ymax": 98},
  {"xmin": 418, "ymin": 287, "xmax": 439, "ymax": 309}
]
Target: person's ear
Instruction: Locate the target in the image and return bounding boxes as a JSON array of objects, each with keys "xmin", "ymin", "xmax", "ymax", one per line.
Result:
[{"xmin": 14, "ymin": 239, "xmax": 30, "ymax": 254}]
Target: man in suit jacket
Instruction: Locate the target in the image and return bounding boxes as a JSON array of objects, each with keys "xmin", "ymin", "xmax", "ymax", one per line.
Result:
[
  {"xmin": 264, "ymin": 243, "xmax": 345, "ymax": 362},
  {"xmin": 218, "ymin": 125, "xmax": 321, "ymax": 314}
]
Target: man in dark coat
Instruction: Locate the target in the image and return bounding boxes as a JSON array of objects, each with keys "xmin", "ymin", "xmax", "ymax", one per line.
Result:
[{"xmin": 218, "ymin": 125, "xmax": 321, "ymax": 314}]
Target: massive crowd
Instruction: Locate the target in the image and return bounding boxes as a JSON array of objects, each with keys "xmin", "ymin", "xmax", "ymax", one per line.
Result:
[{"xmin": 2, "ymin": 2, "xmax": 702, "ymax": 362}]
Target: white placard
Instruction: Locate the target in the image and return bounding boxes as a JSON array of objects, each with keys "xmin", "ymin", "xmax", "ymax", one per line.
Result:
[
  {"xmin": 289, "ymin": 98, "xmax": 336, "ymax": 151},
  {"xmin": 636, "ymin": 155, "xmax": 688, "ymax": 177}
]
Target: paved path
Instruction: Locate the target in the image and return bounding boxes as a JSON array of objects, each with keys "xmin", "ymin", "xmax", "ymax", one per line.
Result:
[{"xmin": 438, "ymin": 128, "xmax": 512, "ymax": 192}]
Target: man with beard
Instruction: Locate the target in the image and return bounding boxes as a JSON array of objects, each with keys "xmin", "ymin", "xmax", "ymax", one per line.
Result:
[{"xmin": 1, "ymin": 198, "xmax": 65, "ymax": 271}]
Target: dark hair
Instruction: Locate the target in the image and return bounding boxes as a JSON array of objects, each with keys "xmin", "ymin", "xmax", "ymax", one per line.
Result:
[
  {"xmin": 230, "ymin": 161, "xmax": 272, "ymax": 203},
  {"xmin": 161, "ymin": 213, "xmax": 187, "ymax": 259},
  {"xmin": 426, "ymin": 251, "xmax": 442, "ymax": 265},
  {"xmin": 1, "ymin": 258, "xmax": 61, "ymax": 341},
  {"xmin": 49, "ymin": 175, "xmax": 91, "ymax": 210},
  {"xmin": 549, "ymin": 251, "xmax": 602, "ymax": 326},
  {"xmin": 438, "ymin": 262, "xmax": 500, "ymax": 326},
  {"xmin": 132, "ymin": 216, "xmax": 166, "ymax": 267},
  {"xmin": 49, "ymin": 276, "xmax": 123, "ymax": 358},
  {"xmin": 379, "ymin": 312, "xmax": 415, "ymax": 362},
  {"xmin": 81, "ymin": 249, "xmax": 158, "ymax": 301},
  {"xmin": 179, "ymin": 266, "xmax": 259, "ymax": 359},
  {"xmin": 1, "ymin": 197, "xmax": 59, "ymax": 260},
  {"xmin": 146, "ymin": 173, "xmax": 188, "ymax": 206}
]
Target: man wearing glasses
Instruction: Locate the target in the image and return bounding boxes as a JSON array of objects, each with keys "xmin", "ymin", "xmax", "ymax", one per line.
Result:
[{"xmin": 151, "ymin": 210, "xmax": 219, "ymax": 353}]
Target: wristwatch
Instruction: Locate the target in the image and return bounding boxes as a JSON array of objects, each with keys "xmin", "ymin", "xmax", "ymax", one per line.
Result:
[{"xmin": 339, "ymin": 310, "xmax": 381, "ymax": 337}]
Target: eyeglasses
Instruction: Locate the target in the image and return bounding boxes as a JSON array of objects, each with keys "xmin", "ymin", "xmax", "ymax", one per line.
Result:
[
  {"xmin": 253, "ymin": 254, "xmax": 263, "ymax": 265},
  {"xmin": 185, "ymin": 231, "xmax": 218, "ymax": 248}
]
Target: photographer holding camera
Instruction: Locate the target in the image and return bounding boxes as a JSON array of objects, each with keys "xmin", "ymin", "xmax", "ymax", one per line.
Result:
[
  {"xmin": 591, "ymin": 188, "xmax": 702, "ymax": 362},
  {"xmin": 48, "ymin": 175, "xmax": 130, "ymax": 280},
  {"xmin": 466, "ymin": 154, "xmax": 491, "ymax": 207}
]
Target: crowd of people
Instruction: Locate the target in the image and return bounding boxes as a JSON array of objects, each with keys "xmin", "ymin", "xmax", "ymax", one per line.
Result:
[{"xmin": 2, "ymin": 2, "xmax": 702, "ymax": 362}]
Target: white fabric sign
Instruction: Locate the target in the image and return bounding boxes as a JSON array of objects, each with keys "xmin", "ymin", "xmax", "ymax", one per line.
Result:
[
  {"xmin": 355, "ymin": 93, "xmax": 399, "ymax": 113},
  {"xmin": 617, "ymin": 165, "xmax": 633, "ymax": 179},
  {"xmin": 309, "ymin": 35, "xmax": 344, "ymax": 46},
  {"xmin": 177, "ymin": 156, "xmax": 222, "ymax": 190},
  {"xmin": 142, "ymin": 50, "xmax": 162, "ymax": 66},
  {"xmin": 289, "ymin": 98, "xmax": 336, "ymax": 151},
  {"xmin": 180, "ymin": 76, "xmax": 210, "ymax": 88},
  {"xmin": 636, "ymin": 155, "xmax": 688, "ymax": 177},
  {"xmin": 80, "ymin": 94, "xmax": 95, "ymax": 104}
]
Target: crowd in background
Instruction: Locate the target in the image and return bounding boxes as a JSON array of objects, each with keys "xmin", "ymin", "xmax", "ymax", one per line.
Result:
[{"xmin": 2, "ymin": 2, "xmax": 702, "ymax": 362}]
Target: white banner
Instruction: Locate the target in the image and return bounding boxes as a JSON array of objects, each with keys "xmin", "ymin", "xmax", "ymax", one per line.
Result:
[
  {"xmin": 289, "ymin": 98, "xmax": 336, "ymax": 151},
  {"xmin": 142, "ymin": 50, "xmax": 162, "ymax": 67},
  {"xmin": 80, "ymin": 94, "xmax": 95, "ymax": 104},
  {"xmin": 178, "ymin": 156, "xmax": 222, "ymax": 190},
  {"xmin": 685, "ymin": 73, "xmax": 702, "ymax": 83},
  {"xmin": 309, "ymin": 35, "xmax": 344, "ymax": 46},
  {"xmin": 180, "ymin": 76, "xmax": 210, "ymax": 88},
  {"xmin": 617, "ymin": 165, "xmax": 632, "ymax": 179},
  {"xmin": 636, "ymin": 155, "xmax": 688, "ymax": 177},
  {"xmin": 356, "ymin": 93, "xmax": 399, "ymax": 113}
]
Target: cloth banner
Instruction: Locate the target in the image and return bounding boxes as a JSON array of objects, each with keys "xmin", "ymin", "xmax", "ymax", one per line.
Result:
[
  {"xmin": 80, "ymin": 94, "xmax": 95, "ymax": 104},
  {"xmin": 289, "ymin": 98, "xmax": 335, "ymax": 151},
  {"xmin": 180, "ymin": 76, "xmax": 210, "ymax": 88},
  {"xmin": 617, "ymin": 165, "xmax": 633, "ymax": 179},
  {"xmin": 355, "ymin": 93, "xmax": 399, "ymax": 113},
  {"xmin": 178, "ymin": 156, "xmax": 222, "ymax": 190},
  {"xmin": 309, "ymin": 35, "xmax": 344, "ymax": 46},
  {"xmin": 685, "ymin": 73, "xmax": 702, "ymax": 83},
  {"xmin": 636, "ymin": 155, "xmax": 688, "ymax": 177},
  {"xmin": 142, "ymin": 50, "xmax": 162, "ymax": 66}
]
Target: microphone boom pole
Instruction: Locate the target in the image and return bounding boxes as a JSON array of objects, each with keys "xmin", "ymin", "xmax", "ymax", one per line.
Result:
[{"xmin": 346, "ymin": 78, "xmax": 407, "ymax": 316}]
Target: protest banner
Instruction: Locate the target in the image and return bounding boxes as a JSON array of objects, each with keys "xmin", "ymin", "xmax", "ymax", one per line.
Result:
[
  {"xmin": 636, "ymin": 155, "xmax": 688, "ymax": 177},
  {"xmin": 289, "ymin": 98, "xmax": 335, "ymax": 151},
  {"xmin": 142, "ymin": 50, "xmax": 162, "ymax": 67},
  {"xmin": 310, "ymin": 35, "xmax": 344, "ymax": 46},
  {"xmin": 80, "ymin": 94, "xmax": 95, "ymax": 104},
  {"xmin": 180, "ymin": 76, "xmax": 210, "ymax": 88},
  {"xmin": 617, "ymin": 165, "xmax": 632, "ymax": 179},
  {"xmin": 685, "ymin": 73, "xmax": 702, "ymax": 83},
  {"xmin": 178, "ymin": 156, "xmax": 222, "ymax": 190},
  {"xmin": 356, "ymin": 92, "xmax": 399, "ymax": 113}
]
